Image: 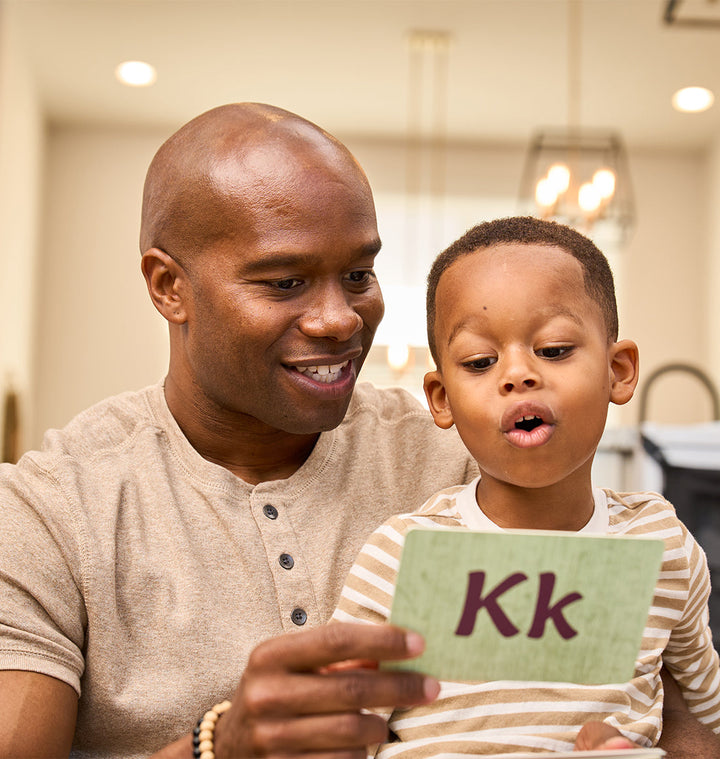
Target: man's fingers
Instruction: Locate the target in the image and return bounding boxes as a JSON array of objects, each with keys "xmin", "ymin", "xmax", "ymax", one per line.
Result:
[
  {"xmin": 243, "ymin": 669, "xmax": 439, "ymax": 716},
  {"xmin": 244, "ymin": 710, "xmax": 389, "ymax": 753},
  {"xmin": 227, "ymin": 623, "xmax": 440, "ymax": 756},
  {"xmin": 249, "ymin": 623, "xmax": 425, "ymax": 672}
]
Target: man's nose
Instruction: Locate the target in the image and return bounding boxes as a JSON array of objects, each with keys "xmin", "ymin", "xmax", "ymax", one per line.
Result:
[
  {"xmin": 298, "ymin": 284, "xmax": 363, "ymax": 341},
  {"xmin": 498, "ymin": 350, "xmax": 540, "ymax": 393}
]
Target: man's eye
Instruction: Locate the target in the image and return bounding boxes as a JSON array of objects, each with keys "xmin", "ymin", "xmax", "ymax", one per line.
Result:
[
  {"xmin": 463, "ymin": 356, "xmax": 497, "ymax": 371},
  {"xmin": 346, "ymin": 270, "xmax": 374, "ymax": 285},
  {"xmin": 273, "ymin": 278, "xmax": 302, "ymax": 290},
  {"xmin": 537, "ymin": 346, "xmax": 573, "ymax": 359}
]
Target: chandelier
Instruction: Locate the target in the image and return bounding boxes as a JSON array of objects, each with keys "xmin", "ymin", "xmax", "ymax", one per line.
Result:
[
  {"xmin": 519, "ymin": 128, "xmax": 635, "ymax": 245},
  {"xmin": 518, "ymin": 1, "xmax": 635, "ymax": 246}
]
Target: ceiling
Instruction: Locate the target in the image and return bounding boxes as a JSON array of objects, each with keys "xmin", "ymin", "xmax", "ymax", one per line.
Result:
[{"xmin": 9, "ymin": 0, "xmax": 720, "ymax": 151}]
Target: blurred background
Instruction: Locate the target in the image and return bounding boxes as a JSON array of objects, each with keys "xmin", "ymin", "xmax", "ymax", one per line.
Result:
[{"xmin": 1, "ymin": 0, "xmax": 720, "ymax": 480}]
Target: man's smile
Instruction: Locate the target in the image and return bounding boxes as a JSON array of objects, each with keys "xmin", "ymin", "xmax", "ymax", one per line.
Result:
[{"xmin": 291, "ymin": 360, "xmax": 349, "ymax": 384}]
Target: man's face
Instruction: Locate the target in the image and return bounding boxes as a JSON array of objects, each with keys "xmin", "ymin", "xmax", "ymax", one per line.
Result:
[
  {"xmin": 177, "ymin": 156, "xmax": 384, "ymax": 436},
  {"xmin": 425, "ymin": 244, "xmax": 617, "ymax": 491}
]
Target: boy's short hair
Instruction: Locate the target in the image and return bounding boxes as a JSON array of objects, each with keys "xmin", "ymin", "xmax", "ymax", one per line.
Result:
[{"xmin": 426, "ymin": 216, "xmax": 619, "ymax": 363}]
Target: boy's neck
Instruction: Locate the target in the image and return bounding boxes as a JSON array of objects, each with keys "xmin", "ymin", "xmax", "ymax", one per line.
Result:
[{"xmin": 474, "ymin": 473, "xmax": 596, "ymax": 532}]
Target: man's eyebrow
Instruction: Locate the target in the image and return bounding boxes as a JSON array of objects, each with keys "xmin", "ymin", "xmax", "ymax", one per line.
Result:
[{"xmin": 242, "ymin": 240, "xmax": 382, "ymax": 274}]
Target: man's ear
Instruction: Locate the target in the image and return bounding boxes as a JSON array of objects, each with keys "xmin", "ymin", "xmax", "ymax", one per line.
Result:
[
  {"xmin": 141, "ymin": 248, "xmax": 188, "ymax": 325},
  {"xmin": 423, "ymin": 370, "xmax": 455, "ymax": 429},
  {"xmin": 609, "ymin": 339, "xmax": 640, "ymax": 406}
]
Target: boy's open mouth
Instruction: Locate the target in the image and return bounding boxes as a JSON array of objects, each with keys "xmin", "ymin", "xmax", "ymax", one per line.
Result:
[
  {"xmin": 515, "ymin": 415, "xmax": 544, "ymax": 432},
  {"xmin": 502, "ymin": 403, "xmax": 555, "ymax": 447}
]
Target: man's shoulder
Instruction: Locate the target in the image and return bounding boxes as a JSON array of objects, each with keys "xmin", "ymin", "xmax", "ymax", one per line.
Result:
[
  {"xmin": 29, "ymin": 382, "xmax": 165, "ymax": 466},
  {"xmin": 344, "ymin": 382, "xmax": 429, "ymax": 422},
  {"xmin": 341, "ymin": 382, "xmax": 459, "ymax": 447},
  {"xmin": 335, "ymin": 382, "xmax": 478, "ymax": 483}
]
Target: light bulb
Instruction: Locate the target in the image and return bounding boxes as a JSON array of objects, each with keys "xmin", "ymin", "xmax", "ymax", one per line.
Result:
[
  {"xmin": 547, "ymin": 163, "xmax": 570, "ymax": 194},
  {"xmin": 592, "ymin": 168, "xmax": 616, "ymax": 200},
  {"xmin": 387, "ymin": 343, "xmax": 411, "ymax": 371},
  {"xmin": 672, "ymin": 86, "xmax": 714, "ymax": 114},
  {"xmin": 578, "ymin": 182, "xmax": 601, "ymax": 213},
  {"xmin": 115, "ymin": 61, "xmax": 157, "ymax": 87},
  {"xmin": 535, "ymin": 178, "xmax": 558, "ymax": 208}
]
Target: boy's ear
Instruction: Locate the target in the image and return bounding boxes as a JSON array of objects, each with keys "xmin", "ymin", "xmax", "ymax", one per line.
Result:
[
  {"xmin": 423, "ymin": 370, "xmax": 455, "ymax": 429},
  {"xmin": 609, "ymin": 339, "xmax": 640, "ymax": 406},
  {"xmin": 141, "ymin": 248, "xmax": 189, "ymax": 325}
]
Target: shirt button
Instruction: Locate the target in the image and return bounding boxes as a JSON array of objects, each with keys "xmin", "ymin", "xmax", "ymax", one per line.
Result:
[
  {"xmin": 279, "ymin": 553, "xmax": 294, "ymax": 570},
  {"xmin": 291, "ymin": 608, "xmax": 307, "ymax": 626},
  {"xmin": 263, "ymin": 504, "xmax": 278, "ymax": 520}
]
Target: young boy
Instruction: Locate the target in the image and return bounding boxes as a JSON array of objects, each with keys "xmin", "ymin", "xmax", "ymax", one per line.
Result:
[{"xmin": 333, "ymin": 216, "xmax": 720, "ymax": 755}]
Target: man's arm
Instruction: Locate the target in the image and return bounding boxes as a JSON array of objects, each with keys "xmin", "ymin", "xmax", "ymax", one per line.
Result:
[
  {"xmin": 575, "ymin": 666, "xmax": 720, "ymax": 756},
  {"xmin": 657, "ymin": 664, "xmax": 720, "ymax": 758},
  {"xmin": 0, "ymin": 670, "xmax": 77, "ymax": 758},
  {"xmin": 151, "ymin": 623, "xmax": 438, "ymax": 759}
]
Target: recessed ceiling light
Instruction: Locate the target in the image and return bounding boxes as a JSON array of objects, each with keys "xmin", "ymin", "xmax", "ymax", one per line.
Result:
[
  {"xmin": 115, "ymin": 60, "xmax": 157, "ymax": 87},
  {"xmin": 672, "ymin": 86, "xmax": 714, "ymax": 113}
]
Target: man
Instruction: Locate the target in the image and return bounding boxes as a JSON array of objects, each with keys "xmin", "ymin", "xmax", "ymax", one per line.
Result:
[{"xmin": 0, "ymin": 103, "xmax": 716, "ymax": 758}]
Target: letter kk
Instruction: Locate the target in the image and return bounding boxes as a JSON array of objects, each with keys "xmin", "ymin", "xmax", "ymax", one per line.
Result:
[{"xmin": 454, "ymin": 571, "xmax": 582, "ymax": 639}]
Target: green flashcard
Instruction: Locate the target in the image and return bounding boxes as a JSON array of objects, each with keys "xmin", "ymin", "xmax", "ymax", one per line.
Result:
[{"xmin": 386, "ymin": 527, "xmax": 665, "ymax": 684}]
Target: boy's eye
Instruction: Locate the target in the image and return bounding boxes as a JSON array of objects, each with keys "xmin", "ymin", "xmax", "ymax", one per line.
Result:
[
  {"xmin": 537, "ymin": 346, "xmax": 573, "ymax": 359},
  {"xmin": 463, "ymin": 356, "xmax": 497, "ymax": 371}
]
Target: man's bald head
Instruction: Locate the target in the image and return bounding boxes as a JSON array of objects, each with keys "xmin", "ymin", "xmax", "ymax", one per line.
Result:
[{"xmin": 139, "ymin": 103, "xmax": 371, "ymax": 263}]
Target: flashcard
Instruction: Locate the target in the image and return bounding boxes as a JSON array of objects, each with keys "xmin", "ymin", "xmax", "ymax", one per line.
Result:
[{"xmin": 386, "ymin": 527, "xmax": 664, "ymax": 684}]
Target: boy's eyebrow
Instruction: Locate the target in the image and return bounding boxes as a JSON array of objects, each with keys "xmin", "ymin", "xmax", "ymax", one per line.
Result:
[
  {"xmin": 445, "ymin": 306, "xmax": 585, "ymax": 347},
  {"xmin": 446, "ymin": 318, "xmax": 475, "ymax": 348}
]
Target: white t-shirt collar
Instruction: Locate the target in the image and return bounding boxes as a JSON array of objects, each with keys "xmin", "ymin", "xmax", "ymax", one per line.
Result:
[{"xmin": 454, "ymin": 475, "xmax": 609, "ymax": 534}]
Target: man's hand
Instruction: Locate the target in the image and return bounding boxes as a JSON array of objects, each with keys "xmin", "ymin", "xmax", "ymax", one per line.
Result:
[{"xmin": 213, "ymin": 623, "xmax": 439, "ymax": 757}]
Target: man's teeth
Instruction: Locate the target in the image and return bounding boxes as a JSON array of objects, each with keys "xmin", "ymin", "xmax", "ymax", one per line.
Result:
[{"xmin": 295, "ymin": 361, "xmax": 349, "ymax": 384}]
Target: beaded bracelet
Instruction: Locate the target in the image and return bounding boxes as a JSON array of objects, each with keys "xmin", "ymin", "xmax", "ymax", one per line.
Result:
[{"xmin": 192, "ymin": 700, "xmax": 232, "ymax": 759}]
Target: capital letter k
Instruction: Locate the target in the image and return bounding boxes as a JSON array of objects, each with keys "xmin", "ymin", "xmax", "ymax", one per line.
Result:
[{"xmin": 454, "ymin": 571, "xmax": 526, "ymax": 637}]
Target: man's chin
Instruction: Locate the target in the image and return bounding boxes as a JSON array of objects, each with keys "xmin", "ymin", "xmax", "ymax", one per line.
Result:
[{"xmin": 278, "ymin": 397, "xmax": 355, "ymax": 436}]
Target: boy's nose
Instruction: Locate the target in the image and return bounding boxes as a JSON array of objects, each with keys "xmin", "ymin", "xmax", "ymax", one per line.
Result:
[
  {"xmin": 502, "ymin": 376, "xmax": 537, "ymax": 393},
  {"xmin": 499, "ymin": 352, "xmax": 541, "ymax": 393}
]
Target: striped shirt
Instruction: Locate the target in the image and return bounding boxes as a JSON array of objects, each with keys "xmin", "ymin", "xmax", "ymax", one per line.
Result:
[{"xmin": 333, "ymin": 479, "xmax": 720, "ymax": 756}]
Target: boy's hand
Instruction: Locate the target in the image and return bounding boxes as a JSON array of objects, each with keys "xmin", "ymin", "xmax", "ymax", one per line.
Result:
[{"xmin": 574, "ymin": 720, "xmax": 639, "ymax": 750}]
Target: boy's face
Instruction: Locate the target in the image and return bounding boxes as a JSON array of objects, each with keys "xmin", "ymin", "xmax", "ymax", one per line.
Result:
[{"xmin": 424, "ymin": 243, "xmax": 638, "ymax": 491}]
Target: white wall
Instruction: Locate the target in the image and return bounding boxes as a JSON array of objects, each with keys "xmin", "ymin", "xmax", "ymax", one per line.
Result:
[
  {"xmin": 25, "ymin": 126, "xmax": 718, "ymax": 451},
  {"xmin": 708, "ymin": 137, "xmax": 720, "ymax": 405},
  {"xmin": 31, "ymin": 126, "xmax": 170, "ymax": 445},
  {"xmin": 351, "ymin": 137, "xmax": 717, "ymax": 428},
  {"xmin": 622, "ymin": 150, "xmax": 713, "ymax": 425},
  {"xmin": 0, "ymin": 2, "xmax": 44, "ymax": 453}
]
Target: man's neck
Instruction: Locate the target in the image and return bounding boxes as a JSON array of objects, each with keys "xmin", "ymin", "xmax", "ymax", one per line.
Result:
[{"xmin": 164, "ymin": 378, "xmax": 320, "ymax": 485}]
